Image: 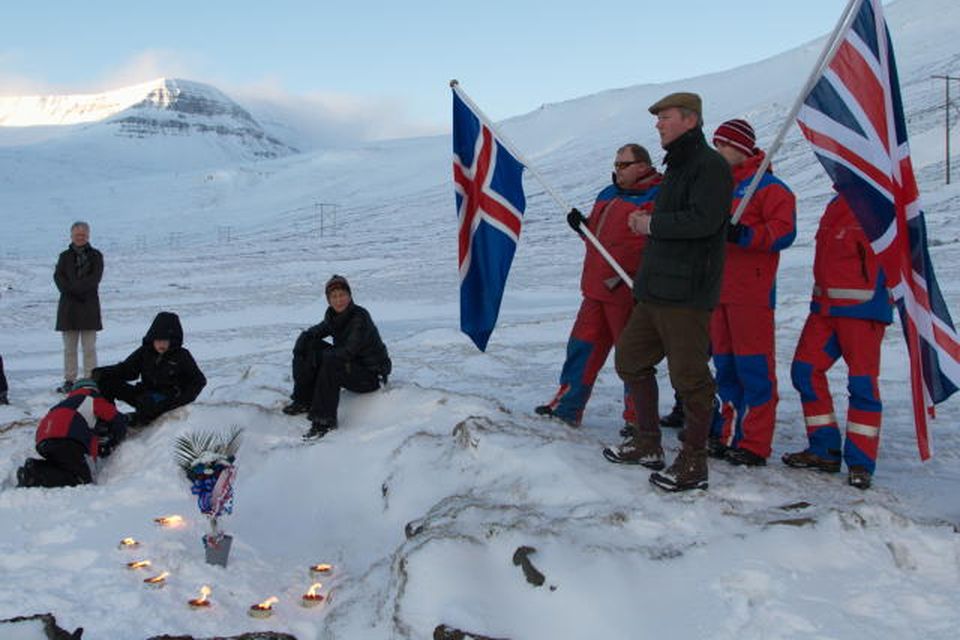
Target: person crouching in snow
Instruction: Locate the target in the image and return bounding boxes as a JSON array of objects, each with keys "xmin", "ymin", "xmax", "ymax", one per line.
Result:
[
  {"xmin": 17, "ymin": 378, "xmax": 127, "ymax": 488},
  {"xmin": 93, "ymin": 311, "xmax": 206, "ymax": 427},
  {"xmin": 283, "ymin": 275, "xmax": 392, "ymax": 440}
]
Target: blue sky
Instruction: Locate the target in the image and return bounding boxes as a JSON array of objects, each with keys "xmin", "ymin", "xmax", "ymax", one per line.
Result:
[{"xmin": 1, "ymin": 0, "xmax": 857, "ymax": 135}]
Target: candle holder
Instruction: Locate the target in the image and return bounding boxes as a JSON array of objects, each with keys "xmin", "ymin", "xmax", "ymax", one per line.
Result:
[
  {"xmin": 143, "ymin": 572, "xmax": 169, "ymax": 589},
  {"xmin": 248, "ymin": 597, "xmax": 278, "ymax": 619},
  {"xmin": 301, "ymin": 583, "xmax": 325, "ymax": 608},
  {"xmin": 126, "ymin": 560, "xmax": 151, "ymax": 570},
  {"xmin": 309, "ymin": 563, "xmax": 333, "ymax": 579},
  {"xmin": 154, "ymin": 515, "xmax": 184, "ymax": 528},
  {"xmin": 188, "ymin": 586, "xmax": 212, "ymax": 609},
  {"xmin": 118, "ymin": 537, "xmax": 140, "ymax": 550}
]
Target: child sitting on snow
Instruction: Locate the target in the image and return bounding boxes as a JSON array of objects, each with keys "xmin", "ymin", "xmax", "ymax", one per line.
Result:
[
  {"xmin": 93, "ymin": 311, "xmax": 206, "ymax": 427},
  {"xmin": 17, "ymin": 378, "xmax": 127, "ymax": 488}
]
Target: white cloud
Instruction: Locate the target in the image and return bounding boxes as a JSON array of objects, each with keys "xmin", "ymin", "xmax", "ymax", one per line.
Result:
[{"xmin": 229, "ymin": 80, "xmax": 444, "ymax": 148}]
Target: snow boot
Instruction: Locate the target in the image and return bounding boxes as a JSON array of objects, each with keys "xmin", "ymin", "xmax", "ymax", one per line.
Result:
[
  {"xmin": 602, "ymin": 431, "xmax": 665, "ymax": 469},
  {"xmin": 847, "ymin": 465, "xmax": 872, "ymax": 490},
  {"xmin": 534, "ymin": 404, "xmax": 553, "ymax": 416},
  {"xmin": 303, "ymin": 418, "xmax": 337, "ymax": 441},
  {"xmin": 724, "ymin": 447, "xmax": 767, "ymax": 467},
  {"xmin": 650, "ymin": 447, "xmax": 709, "ymax": 492},
  {"xmin": 16, "ymin": 459, "xmax": 40, "ymax": 488},
  {"xmin": 534, "ymin": 403, "xmax": 579, "ymax": 427},
  {"xmin": 282, "ymin": 400, "xmax": 310, "ymax": 416},
  {"xmin": 0, "ymin": 391, "xmax": 7, "ymax": 405},
  {"xmin": 781, "ymin": 449, "xmax": 841, "ymax": 473},
  {"xmin": 604, "ymin": 377, "xmax": 663, "ymax": 469}
]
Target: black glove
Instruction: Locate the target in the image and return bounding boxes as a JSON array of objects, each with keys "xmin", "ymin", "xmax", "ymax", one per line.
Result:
[
  {"xmin": 566, "ymin": 208, "xmax": 586, "ymax": 234},
  {"xmin": 727, "ymin": 223, "xmax": 748, "ymax": 244},
  {"xmin": 98, "ymin": 437, "xmax": 114, "ymax": 458}
]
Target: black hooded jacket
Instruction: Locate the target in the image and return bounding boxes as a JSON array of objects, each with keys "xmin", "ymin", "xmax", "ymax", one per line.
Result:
[
  {"xmin": 96, "ymin": 312, "xmax": 206, "ymax": 409},
  {"xmin": 306, "ymin": 302, "xmax": 391, "ymax": 376}
]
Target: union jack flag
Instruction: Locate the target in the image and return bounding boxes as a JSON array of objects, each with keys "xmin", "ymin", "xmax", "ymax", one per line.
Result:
[
  {"xmin": 797, "ymin": 0, "xmax": 960, "ymax": 459},
  {"xmin": 452, "ymin": 88, "xmax": 526, "ymax": 351}
]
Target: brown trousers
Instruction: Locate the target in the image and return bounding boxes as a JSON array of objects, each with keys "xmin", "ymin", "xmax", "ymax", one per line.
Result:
[{"xmin": 615, "ymin": 302, "xmax": 715, "ymax": 423}]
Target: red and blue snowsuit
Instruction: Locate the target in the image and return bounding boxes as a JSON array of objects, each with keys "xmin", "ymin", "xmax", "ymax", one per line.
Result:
[
  {"xmin": 23, "ymin": 386, "xmax": 125, "ymax": 486},
  {"xmin": 544, "ymin": 170, "xmax": 661, "ymax": 425},
  {"xmin": 711, "ymin": 152, "xmax": 796, "ymax": 457},
  {"xmin": 36, "ymin": 386, "xmax": 121, "ymax": 458},
  {"xmin": 791, "ymin": 195, "xmax": 892, "ymax": 474}
]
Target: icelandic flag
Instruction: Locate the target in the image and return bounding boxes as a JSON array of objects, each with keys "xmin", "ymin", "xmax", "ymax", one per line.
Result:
[
  {"xmin": 797, "ymin": 0, "xmax": 960, "ymax": 459},
  {"xmin": 452, "ymin": 88, "xmax": 526, "ymax": 351}
]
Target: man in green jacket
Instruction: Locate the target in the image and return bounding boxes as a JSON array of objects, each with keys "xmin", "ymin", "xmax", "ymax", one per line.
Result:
[{"xmin": 602, "ymin": 92, "xmax": 733, "ymax": 492}]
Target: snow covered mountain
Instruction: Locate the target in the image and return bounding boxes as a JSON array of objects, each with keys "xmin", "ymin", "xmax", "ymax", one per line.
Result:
[{"xmin": 0, "ymin": 78, "xmax": 297, "ymax": 174}]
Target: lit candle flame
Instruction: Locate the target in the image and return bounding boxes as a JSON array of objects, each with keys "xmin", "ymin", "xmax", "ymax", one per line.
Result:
[
  {"xmin": 195, "ymin": 585, "xmax": 211, "ymax": 603},
  {"xmin": 144, "ymin": 571, "xmax": 169, "ymax": 584},
  {"xmin": 120, "ymin": 537, "xmax": 139, "ymax": 547},
  {"xmin": 306, "ymin": 582, "xmax": 323, "ymax": 597},
  {"xmin": 154, "ymin": 515, "xmax": 184, "ymax": 527},
  {"xmin": 310, "ymin": 563, "xmax": 332, "ymax": 573},
  {"xmin": 255, "ymin": 596, "xmax": 279, "ymax": 610},
  {"xmin": 127, "ymin": 560, "xmax": 151, "ymax": 569}
]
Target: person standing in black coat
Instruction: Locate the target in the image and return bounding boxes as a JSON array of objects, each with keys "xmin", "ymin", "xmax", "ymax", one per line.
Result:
[
  {"xmin": 0, "ymin": 354, "xmax": 8, "ymax": 405},
  {"xmin": 283, "ymin": 275, "xmax": 391, "ymax": 440},
  {"xmin": 54, "ymin": 221, "xmax": 103, "ymax": 393},
  {"xmin": 93, "ymin": 311, "xmax": 206, "ymax": 426}
]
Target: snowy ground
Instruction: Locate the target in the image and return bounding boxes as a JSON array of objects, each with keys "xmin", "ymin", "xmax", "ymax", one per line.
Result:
[{"xmin": 3, "ymin": 1, "xmax": 960, "ymax": 638}]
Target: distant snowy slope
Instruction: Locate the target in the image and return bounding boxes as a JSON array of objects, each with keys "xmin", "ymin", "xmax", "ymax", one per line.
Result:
[{"xmin": 0, "ymin": 78, "xmax": 296, "ymax": 180}]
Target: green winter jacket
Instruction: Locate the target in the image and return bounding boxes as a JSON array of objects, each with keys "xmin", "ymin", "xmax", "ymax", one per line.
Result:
[{"xmin": 634, "ymin": 128, "xmax": 733, "ymax": 310}]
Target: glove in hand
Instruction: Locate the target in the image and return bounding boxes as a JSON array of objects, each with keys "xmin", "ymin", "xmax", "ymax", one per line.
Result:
[{"xmin": 566, "ymin": 208, "xmax": 586, "ymax": 234}]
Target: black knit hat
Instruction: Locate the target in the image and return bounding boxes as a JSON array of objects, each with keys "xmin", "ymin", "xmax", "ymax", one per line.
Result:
[{"xmin": 325, "ymin": 274, "xmax": 351, "ymax": 297}]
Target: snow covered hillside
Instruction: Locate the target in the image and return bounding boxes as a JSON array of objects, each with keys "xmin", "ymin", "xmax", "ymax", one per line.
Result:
[{"xmin": 2, "ymin": 0, "xmax": 960, "ymax": 638}]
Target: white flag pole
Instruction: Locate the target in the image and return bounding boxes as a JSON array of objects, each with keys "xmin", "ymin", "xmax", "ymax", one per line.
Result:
[
  {"xmin": 731, "ymin": 0, "xmax": 863, "ymax": 224},
  {"xmin": 451, "ymin": 80, "xmax": 635, "ymax": 289}
]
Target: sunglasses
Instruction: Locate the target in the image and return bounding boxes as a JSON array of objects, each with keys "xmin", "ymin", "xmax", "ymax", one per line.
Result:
[{"xmin": 614, "ymin": 160, "xmax": 642, "ymax": 170}]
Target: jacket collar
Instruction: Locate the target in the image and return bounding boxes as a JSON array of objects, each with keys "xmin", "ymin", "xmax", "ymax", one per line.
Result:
[{"xmin": 663, "ymin": 127, "xmax": 706, "ymax": 168}]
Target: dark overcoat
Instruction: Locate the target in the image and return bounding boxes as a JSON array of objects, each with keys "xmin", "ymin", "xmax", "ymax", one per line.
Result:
[{"xmin": 54, "ymin": 244, "xmax": 103, "ymax": 331}]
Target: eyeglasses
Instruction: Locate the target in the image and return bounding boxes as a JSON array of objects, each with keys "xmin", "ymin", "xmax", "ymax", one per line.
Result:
[{"xmin": 614, "ymin": 160, "xmax": 642, "ymax": 170}]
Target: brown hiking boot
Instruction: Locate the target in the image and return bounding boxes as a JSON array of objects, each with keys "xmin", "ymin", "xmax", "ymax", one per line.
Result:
[
  {"xmin": 781, "ymin": 449, "xmax": 841, "ymax": 473},
  {"xmin": 649, "ymin": 447, "xmax": 708, "ymax": 492},
  {"xmin": 602, "ymin": 431, "xmax": 665, "ymax": 470}
]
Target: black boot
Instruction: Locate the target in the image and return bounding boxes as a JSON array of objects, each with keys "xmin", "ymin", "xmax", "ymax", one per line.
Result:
[
  {"xmin": 283, "ymin": 400, "xmax": 310, "ymax": 416},
  {"xmin": 303, "ymin": 418, "xmax": 337, "ymax": 441}
]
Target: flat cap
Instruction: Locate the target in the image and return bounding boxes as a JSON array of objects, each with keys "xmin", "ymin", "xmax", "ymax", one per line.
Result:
[{"xmin": 648, "ymin": 92, "xmax": 702, "ymax": 117}]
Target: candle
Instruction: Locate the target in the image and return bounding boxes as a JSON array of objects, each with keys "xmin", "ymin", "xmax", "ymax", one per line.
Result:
[
  {"xmin": 126, "ymin": 560, "xmax": 151, "ymax": 570},
  {"xmin": 301, "ymin": 582, "xmax": 325, "ymax": 608},
  {"xmin": 248, "ymin": 596, "xmax": 278, "ymax": 619},
  {"xmin": 309, "ymin": 563, "xmax": 333, "ymax": 578},
  {"xmin": 154, "ymin": 515, "xmax": 184, "ymax": 528},
  {"xmin": 188, "ymin": 585, "xmax": 212, "ymax": 609},
  {"xmin": 143, "ymin": 572, "xmax": 169, "ymax": 588},
  {"xmin": 118, "ymin": 537, "xmax": 140, "ymax": 549}
]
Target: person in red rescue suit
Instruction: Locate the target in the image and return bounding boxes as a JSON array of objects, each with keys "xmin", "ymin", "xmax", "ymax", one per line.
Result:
[
  {"xmin": 16, "ymin": 378, "xmax": 128, "ymax": 488},
  {"xmin": 535, "ymin": 143, "xmax": 662, "ymax": 427},
  {"xmin": 709, "ymin": 119, "xmax": 797, "ymax": 466},
  {"xmin": 782, "ymin": 192, "xmax": 893, "ymax": 490}
]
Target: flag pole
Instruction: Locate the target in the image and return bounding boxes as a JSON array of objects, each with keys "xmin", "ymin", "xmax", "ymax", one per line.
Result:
[
  {"xmin": 731, "ymin": 0, "xmax": 863, "ymax": 223},
  {"xmin": 451, "ymin": 80, "xmax": 635, "ymax": 289}
]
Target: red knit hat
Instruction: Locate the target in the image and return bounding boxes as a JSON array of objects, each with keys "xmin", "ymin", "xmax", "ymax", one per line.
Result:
[{"xmin": 713, "ymin": 119, "xmax": 757, "ymax": 157}]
